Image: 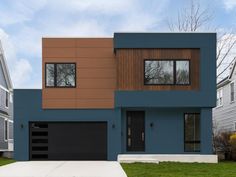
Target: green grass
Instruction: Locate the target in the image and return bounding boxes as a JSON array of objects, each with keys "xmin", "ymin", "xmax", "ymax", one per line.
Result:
[
  {"xmin": 0, "ymin": 157, "xmax": 15, "ymax": 166},
  {"xmin": 122, "ymin": 162, "xmax": 236, "ymax": 177}
]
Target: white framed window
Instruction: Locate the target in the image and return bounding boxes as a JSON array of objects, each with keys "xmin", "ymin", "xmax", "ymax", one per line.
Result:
[
  {"xmin": 4, "ymin": 120, "xmax": 8, "ymax": 141},
  {"xmin": 9, "ymin": 93, "xmax": 13, "ymax": 103},
  {"xmin": 217, "ymin": 89, "xmax": 223, "ymax": 107},
  {"xmin": 5, "ymin": 91, "xmax": 9, "ymax": 108},
  {"xmin": 230, "ymin": 82, "xmax": 235, "ymax": 102}
]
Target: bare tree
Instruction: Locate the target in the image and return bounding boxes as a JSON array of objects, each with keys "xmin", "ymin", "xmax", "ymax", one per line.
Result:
[
  {"xmin": 217, "ymin": 33, "xmax": 236, "ymax": 78},
  {"xmin": 168, "ymin": 0, "xmax": 212, "ymax": 32},
  {"xmin": 168, "ymin": 0, "xmax": 236, "ymax": 81}
]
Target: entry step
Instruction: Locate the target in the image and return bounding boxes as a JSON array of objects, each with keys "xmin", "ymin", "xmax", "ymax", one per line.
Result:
[{"xmin": 118, "ymin": 154, "xmax": 218, "ymax": 163}]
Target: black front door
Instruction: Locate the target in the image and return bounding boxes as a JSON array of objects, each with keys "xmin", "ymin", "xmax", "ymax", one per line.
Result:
[{"xmin": 126, "ymin": 111, "xmax": 145, "ymax": 151}]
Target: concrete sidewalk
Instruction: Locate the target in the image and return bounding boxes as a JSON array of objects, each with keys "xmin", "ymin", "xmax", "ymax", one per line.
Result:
[{"xmin": 0, "ymin": 161, "xmax": 127, "ymax": 177}]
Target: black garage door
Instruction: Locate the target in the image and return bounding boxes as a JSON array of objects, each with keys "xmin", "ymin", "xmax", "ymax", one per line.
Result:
[{"xmin": 29, "ymin": 122, "xmax": 107, "ymax": 160}]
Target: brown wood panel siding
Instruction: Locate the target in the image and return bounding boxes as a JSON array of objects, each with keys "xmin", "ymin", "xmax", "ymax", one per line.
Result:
[
  {"xmin": 42, "ymin": 38, "xmax": 115, "ymax": 109},
  {"xmin": 43, "ymin": 99, "xmax": 77, "ymax": 109},
  {"xmin": 78, "ymin": 69, "xmax": 116, "ymax": 78},
  {"xmin": 42, "ymin": 38, "xmax": 76, "ymax": 48},
  {"xmin": 76, "ymin": 48, "xmax": 114, "ymax": 58},
  {"xmin": 43, "ymin": 48, "xmax": 76, "ymax": 58},
  {"xmin": 77, "ymin": 38, "xmax": 113, "ymax": 47},
  {"xmin": 116, "ymin": 49, "xmax": 200, "ymax": 91}
]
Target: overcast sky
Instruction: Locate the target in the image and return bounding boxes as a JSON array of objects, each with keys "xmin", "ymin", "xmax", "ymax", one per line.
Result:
[{"xmin": 0, "ymin": 0, "xmax": 236, "ymax": 88}]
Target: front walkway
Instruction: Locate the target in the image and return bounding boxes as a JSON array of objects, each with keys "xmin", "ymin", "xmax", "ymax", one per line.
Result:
[{"xmin": 0, "ymin": 161, "xmax": 127, "ymax": 177}]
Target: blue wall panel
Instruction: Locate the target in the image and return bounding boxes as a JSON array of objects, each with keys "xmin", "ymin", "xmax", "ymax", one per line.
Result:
[
  {"xmin": 114, "ymin": 33, "xmax": 216, "ymax": 108},
  {"xmin": 14, "ymin": 90, "xmax": 214, "ymax": 161},
  {"xmin": 121, "ymin": 108, "xmax": 210, "ymax": 154},
  {"xmin": 14, "ymin": 89, "xmax": 122, "ymax": 161},
  {"xmin": 14, "ymin": 33, "xmax": 216, "ymax": 160}
]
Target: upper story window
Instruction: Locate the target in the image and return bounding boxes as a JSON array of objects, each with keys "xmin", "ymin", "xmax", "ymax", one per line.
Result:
[
  {"xmin": 5, "ymin": 91, "xmax": 9, "ymax": 108},
  {"xmin": 230, "ymin": 82, "xmax": 234, "ymax": 102},
  {"xmin": 217, "ymin": 89, "xmax": 223, "ymax": 107},
  {"xmin": 45, "ymin": 63, "xmax": 76, "ymax": 88},
  {"xmin": 144, "ymin": 60, "xmax": 190, "ymax": 85}
]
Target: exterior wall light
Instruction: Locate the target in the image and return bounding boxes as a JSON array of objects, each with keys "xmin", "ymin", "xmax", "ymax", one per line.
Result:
[
  {"xmin": 112, "ymin": 124, "xmax": 115, "ymax": 129},
  {"xmin": 150, "ymin": 122, "xmax": 154, "ymax": 128}
]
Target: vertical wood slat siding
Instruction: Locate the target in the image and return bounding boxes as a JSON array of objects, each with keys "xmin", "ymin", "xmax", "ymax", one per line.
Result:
[
  {"xmin": 116, "ymin": 49, "xmax": 200, "ymax": 90},
  {"xmin": 42, "ymin": 38, "xmax": 116, "ymax": 109}
]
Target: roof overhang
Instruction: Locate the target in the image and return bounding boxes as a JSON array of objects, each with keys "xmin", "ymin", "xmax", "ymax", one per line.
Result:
[{"xmin": 113, "ymin": 32, "xmax": 216, "ymax": 52}]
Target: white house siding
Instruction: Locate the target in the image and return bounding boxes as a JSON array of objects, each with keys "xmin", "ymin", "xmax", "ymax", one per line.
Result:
[
  {"xmin": 0, "ymin": 45, "xmax": 13, "ymax": 152},
  {"xmin": 0, "ymin": 62, "xmax": 7, "ymax": 88},
  {"xmin": 213, "ymin": 68, "xmax": 236, "ymax": 133},
  {"xmin": 0, "ymin": 118, "xmax": 8, "ymax": 149}
]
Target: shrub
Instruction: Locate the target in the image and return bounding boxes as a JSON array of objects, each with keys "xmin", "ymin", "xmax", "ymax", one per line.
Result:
[
  {"xmin": 213, "ymin": 132, "xmax": 232, "ymax": 160},
  {"xmin": 229, "ymin": 133, "xmax": 236, "ymax": 160}
]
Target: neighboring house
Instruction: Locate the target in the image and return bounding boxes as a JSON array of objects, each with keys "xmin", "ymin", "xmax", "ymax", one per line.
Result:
[
  {"xmin": 14, "ymin": 33, "xmax": 217, "ymax": 163},
  {"xmin": 213, "ymin": 59, "xmax": 236, "ymax": 133},
  {"xmin": 0, "ymin": 41, "xmax": 13, "ymax": 157}
]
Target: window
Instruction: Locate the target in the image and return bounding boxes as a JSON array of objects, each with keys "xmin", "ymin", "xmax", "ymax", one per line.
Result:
[
  {"xmin": 4, "ymin": 120, "xmax": 8, "ymax": 141},
  {"xmin": 144, "ymin": 60, "xmax": 174, "ymax": 84},
  {"xmin": 10, "ymin": 93, "xmax": 13, "ymax": 103},
  {"xmin": 217, "ymin": 89, "xmax": 223, "ymax": 107},
  {"xmin": 5, "ymin": 91, "xmax": 9, "ymax": 108},
  {"xmin": 45, "ymin": 63, "xmax": 76, "ymax": 87},
  {"xmin": 144, "ymin": 60, "xmax": 190, "ymax": 85},
  {"xmin": 230, "ymin": 82, "xmax": 234, "ymax": 102},
  {"xmin": 176, "ymin": 61, "xmax": 190, "ymax": 84},
  {"xmin": 184, "ymin": 113, "xmax": 200, "ymax": 152}
]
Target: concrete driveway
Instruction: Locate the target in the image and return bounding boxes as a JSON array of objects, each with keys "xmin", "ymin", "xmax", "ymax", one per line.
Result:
[{"xmin": 0, "ymin": 161, "xmax": 127, "ymax": 177}]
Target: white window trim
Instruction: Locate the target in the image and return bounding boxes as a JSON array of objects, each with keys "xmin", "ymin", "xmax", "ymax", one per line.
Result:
[
  {"xmin": 9, "ymin": 93, "xmax": 13, "ymax": 103},
  {"xmin": 0, "ymin": 85, "xmax": 10, "ymax": 109},
  {"xmin": 4, "ymin": 119, "xmax": 8, "ymax": 142},
  {"xmin": 5, "ymin": 91, "xmax": 9, "ymax": 109},
  {"xmin": 0, "ymin": 85, "xmax": 9, "ymax": 92},
  {"xmin": 230, "ymin": 81, "xmax": 235, "ymax": 103},
  {"xmin": 216, "ymin": 89, "xmax": 223, "ymax": 108},
  {"xmin": 7, "ymin": 120, "xmax": 13, "ymax": 141}
]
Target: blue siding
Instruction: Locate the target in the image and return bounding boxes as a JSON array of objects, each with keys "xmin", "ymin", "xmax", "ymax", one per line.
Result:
[
  {"xmin": 200, "ymin": 108, "xmax": 213, "ymax": 154},
  {"xmin": 14, "ymin": 89, "xmax": 122, "ymax": 160},
  {"xmin": 14, "ymin": 33, "xmax": 216, "ymax": 160},
  {"xmin": 114, "ymin": 33, "xmax": 216, "ymax": 49},
  {"xmin": 120, "ymin": 108, "xmax": 212, "ymax": 154},
  {"xmin": 114, "ymin": 33, "xmax": 216, "ymax": 108},
  {"xmin": 14, "ymin": 90, "xmax": 213, "ymax": 161},
  {"xmin": 115, "ymin": 91, "xmax": 216, "ymax": 108}
]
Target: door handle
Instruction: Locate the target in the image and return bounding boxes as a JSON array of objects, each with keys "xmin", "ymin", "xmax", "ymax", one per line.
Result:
[{"xmin": 141, "ymin": 132, "xmax": 144, "ymax": 141}]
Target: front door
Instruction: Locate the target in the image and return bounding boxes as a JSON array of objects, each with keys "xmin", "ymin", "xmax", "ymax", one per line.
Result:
[{"xmin": 126, "ymin": 111, "xmax": 145, "ymax": 151}]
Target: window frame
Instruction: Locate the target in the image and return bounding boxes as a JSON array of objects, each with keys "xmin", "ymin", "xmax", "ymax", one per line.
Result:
[
  {"xmin": 4, "ymin": 119, "xmax": 8, "ymax": 141},
  {"xmin": 184, "ymin": 113, "xmax": 201, "ymax": 153},
  {"xmin": 5, "ymin": 91, "xmax": 9, "ymax": 108},
  {"xmin": 230, "ymin": 82, "xmax": 235, "ymax": 103},
  {"xmin": 143, "ymin": 59, "xmax": 191, "ymax": 86},
  {"xmin": 45, "ymin": 63, "xmax": 76, "ymax": 88},
  {"xmin": 216, "ymin": 88, "xmax": 223, "ymax": 107}
]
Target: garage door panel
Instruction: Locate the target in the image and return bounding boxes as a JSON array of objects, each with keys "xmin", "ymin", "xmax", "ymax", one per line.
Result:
[{"xmin": 30, "ymin": 122, "xmax": 107, "ymax": 160}]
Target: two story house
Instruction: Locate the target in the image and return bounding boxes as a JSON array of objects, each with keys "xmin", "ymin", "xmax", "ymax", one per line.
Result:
[
  {"xmin": 14, "ymin": 33, "xmax": 217, "ymax": 163},
  {"xmin": 0, "ymin": 41, "xmax": 13, "ymax": 157},
  {"xmin": 213, "ymin": 59, "xmax": 236, "ymax": 133}
]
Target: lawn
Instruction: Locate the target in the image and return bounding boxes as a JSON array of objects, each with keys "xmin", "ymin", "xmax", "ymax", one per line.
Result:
[
  {"xmin": 0, "ymin": 157, "xmax": 15, "ymax": 166},
  {"xmin": 122, "ymin": 162, "xmax": 236, "ymax": 177}
]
